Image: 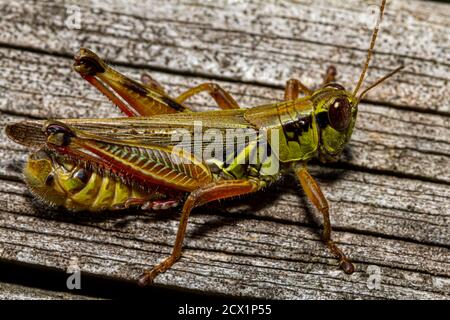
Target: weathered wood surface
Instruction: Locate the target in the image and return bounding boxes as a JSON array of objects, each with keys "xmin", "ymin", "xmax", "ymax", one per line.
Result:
[
  {"xmin": 0, "ymin": 282, "xmax": 95, "ymax": 300},
  {"xmin": 0, "ymin": 0, "xmax": 449, "ymax": 299}
]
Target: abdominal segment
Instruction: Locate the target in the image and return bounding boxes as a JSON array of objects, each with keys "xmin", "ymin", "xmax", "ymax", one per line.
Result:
[
  {"xmin": 24, "ymin": 151, "xmax": 182, "ymax": 212},
  {"xmin": 57, "ymin": 167, "xmax": 181, "ymax": 211}
]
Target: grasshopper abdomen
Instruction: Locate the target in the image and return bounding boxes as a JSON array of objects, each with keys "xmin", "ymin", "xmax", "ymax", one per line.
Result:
[{"xmin": 24, "ymin": 149, "xmax": 181, "ymax": 211}]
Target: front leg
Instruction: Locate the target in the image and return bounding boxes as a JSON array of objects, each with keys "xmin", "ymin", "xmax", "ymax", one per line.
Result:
[
  {"xmin": 294, "ymin": 163, "xmax": 354, "ymax": 274},
  {"xmin": 284, "ymin": 65, "xmax": 338, "ymax": 101},
  {"xmin": 138, "ymin": 179, "xmax": 262, "ymax": 286},
  {"xmin": 322, "ymin": 65, "xmax": 337, "ymax": 85}
]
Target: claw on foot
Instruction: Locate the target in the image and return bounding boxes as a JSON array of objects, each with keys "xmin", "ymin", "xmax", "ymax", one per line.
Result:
[
  {"xmin": 137, "ymin": 256, "xmax": 180, "ymax": 286},
  {"xmin": 327, "ymin": 240, "xmax": 354, "ymax": 274},
  {"xmin": 138, "ymin": 270, "xmax": 156, "ymax": 287},
  {"xmin": 340, "ymin": 260, "xmax": 355, "ymax": 274}
]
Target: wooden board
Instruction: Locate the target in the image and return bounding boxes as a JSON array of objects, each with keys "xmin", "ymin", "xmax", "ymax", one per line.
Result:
[
  {"xmin": 0, "ymin": 0, "xmax": 449, "ymax": 299},
  {"xmin": 0, "ymin": 282, "xmax": 96, "ymax": 300}
]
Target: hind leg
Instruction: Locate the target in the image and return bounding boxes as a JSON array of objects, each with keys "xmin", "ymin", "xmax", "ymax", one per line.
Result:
[
  {"xmin": 73, "ymin": 48, "xmax": 190, "ymax": 116},
  {"xmin": 138, "ymin": 179, "xmax": 262, "ymax": 285}
]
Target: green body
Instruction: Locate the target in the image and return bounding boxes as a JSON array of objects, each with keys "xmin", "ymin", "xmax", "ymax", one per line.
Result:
[{"xmin": 11, "ymin": 85, "xmax": 358, "ymax": 212}]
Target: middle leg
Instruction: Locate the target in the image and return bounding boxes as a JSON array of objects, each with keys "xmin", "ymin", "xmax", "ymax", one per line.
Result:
[
  {"xmin": 284, "ymin": 79, "xmax": 313, "ymax": 100},
  {"xmin": 176, "ymin": 83, "xmax": 240, "ymax": 110}
]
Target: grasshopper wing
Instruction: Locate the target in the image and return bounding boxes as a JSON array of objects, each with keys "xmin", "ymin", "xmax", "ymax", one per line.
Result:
[{"xmin": 6, "ymin": 109, "xmax": 261, "ymax": 191}]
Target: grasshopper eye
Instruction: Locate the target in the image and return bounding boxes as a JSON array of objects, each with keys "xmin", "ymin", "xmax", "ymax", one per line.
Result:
[{"xmin": 328, "ymin": 98, "xmax": 352, "ymax": 131}]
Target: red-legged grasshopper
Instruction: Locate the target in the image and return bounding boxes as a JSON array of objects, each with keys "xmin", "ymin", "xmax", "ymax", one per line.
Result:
[{"xmin": 6, "ymin": 0, "xmax": 402, "ymax": 285}]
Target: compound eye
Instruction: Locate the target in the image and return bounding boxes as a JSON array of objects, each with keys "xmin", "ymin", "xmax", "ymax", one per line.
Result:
[
  {"xmin": 328, "ymin": 97, "xmax": 352, "ymax": 131},
  {"xmin": 324, "ymin": 83, "xmax": 346, "ymax": 91}
]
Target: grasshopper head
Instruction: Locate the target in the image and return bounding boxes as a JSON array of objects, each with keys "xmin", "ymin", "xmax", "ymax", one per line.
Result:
[
  {"xmin": 312, "ymin": 61, "xmax": 403, "ymax": 163},
  {"xmin": 313, "ymin": 0, "xmax": 403, "ymax": 163},
  {"xmin": 312, "ymin": 84, "xmax": 359, "ymax": 163}
]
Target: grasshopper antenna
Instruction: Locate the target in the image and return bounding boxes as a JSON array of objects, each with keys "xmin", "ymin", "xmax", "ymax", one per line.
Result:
[
  {"xmin": 353, "ymin": 0, "xmax": 387, "ymax": 96},
  {"xmin": 358, "ymin": 65, "xmax": 404, "ymax": 102}
]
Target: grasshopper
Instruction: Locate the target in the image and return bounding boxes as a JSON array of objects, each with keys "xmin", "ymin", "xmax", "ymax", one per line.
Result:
[{"xmin": 6, "ymin": 0, "xmax": 402, "ymax": 285}]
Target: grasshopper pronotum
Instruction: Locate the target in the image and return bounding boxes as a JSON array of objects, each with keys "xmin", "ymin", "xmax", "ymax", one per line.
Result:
[{"xmin": 6, "ymin": 0, "xmax": 402, "ymax": 285}]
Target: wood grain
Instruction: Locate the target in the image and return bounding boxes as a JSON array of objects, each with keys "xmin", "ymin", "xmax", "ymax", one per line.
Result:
[
  {"xmin": 0, "ymin": 282, "xmax": 96, "ymax": 300},
  {"xmin": 0, "ymin": 0, "xmax": 449, "ymax": 299},
  {"xmin": 0, "ymin": 0, "xmax": 448, "ymax": 113}
]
